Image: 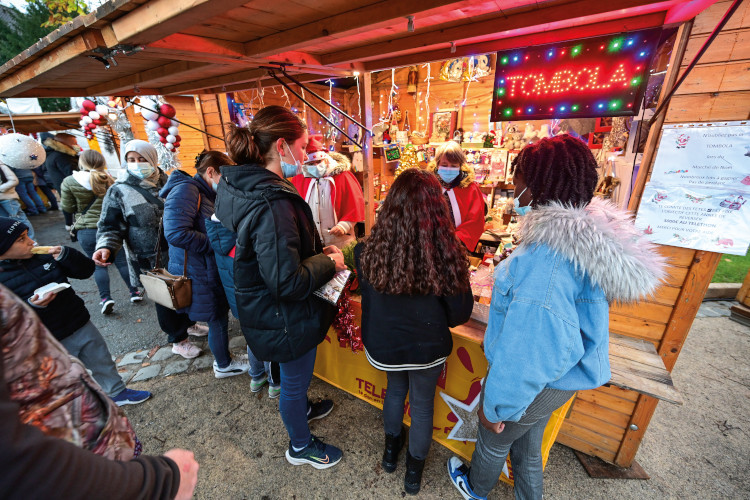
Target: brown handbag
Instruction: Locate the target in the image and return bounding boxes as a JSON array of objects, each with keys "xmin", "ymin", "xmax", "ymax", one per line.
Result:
[{"xmin": 139, "ymin": 220, "xmax": 192, "ymax": 310}]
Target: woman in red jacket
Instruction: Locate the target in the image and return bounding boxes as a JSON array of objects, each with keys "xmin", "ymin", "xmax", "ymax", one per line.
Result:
[{"xmin": 427, "ymin": 141, "xmax": 486, "ymax": 251}]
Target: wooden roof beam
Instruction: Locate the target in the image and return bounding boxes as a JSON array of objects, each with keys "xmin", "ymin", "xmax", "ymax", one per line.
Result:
[
  {"xmin": 322, "ymin": 0, "xmax": 664, "ymax": 66},
  {"xmin": 200, "ymin": 73, "xmax": 330, "ymax": 95},
  {"xmin": 361, "ymin": 11, "xmax": 668, "ymax": 71},
  {"xmin": 86, "ymin": 60, "xmax": 215, "ymax": 95},
  {"xmin": 107, "ymin": 0, "xmax": 252, "ymax": 45},
  {"xmin": 0, "ymin": 30, "xmax": 106, "ymax": 97},
  {"xmin": 160, "ymin": 68, "xmax": 269, "ymax": 95},
  {"xmin": 242, "ymin": 0, "xmax": 479, "ymax": 58}
]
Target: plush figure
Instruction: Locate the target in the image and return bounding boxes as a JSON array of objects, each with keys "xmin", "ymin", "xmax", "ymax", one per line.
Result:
[
  {"xmin": 539, "ymin": 123, "xmax": 552, "ymax": 140},
  {"xmin": 291, "ymin": 135, "xmax": 365, "ymax": 248}
]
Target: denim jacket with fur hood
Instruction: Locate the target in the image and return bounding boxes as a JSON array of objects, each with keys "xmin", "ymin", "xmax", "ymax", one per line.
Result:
[{"xmin": 482, "ymin": 198, "xmax": 667, "ymax": 423}]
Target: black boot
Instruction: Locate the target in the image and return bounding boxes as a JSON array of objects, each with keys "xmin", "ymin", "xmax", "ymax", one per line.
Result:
[
  {"xmin": 404, "ymin": 450, "xmax": 426, "ymax": 495},
  {"xmin": 382, "ymin": 426, "xmax": 406, "ymax": 473}
]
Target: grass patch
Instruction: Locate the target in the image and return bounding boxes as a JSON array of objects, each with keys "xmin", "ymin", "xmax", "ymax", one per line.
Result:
[{"xmin": 712, "ymin": 249, "xmax": 750, "ymax": 283}]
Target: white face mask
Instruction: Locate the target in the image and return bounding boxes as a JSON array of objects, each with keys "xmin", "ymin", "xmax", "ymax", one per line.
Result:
[
  {"xmin": 127, "ymin": 161, "xmax": 155, "ymax": 179},
  {"xmin": 305, "ymin": 162, "xmax": 328, "ymax": 178}
]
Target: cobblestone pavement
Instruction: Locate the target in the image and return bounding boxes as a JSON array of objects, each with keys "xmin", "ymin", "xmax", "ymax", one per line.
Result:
[{"xmin": 696, "ymin": 300, "xmax": 737, "ymax": 318}]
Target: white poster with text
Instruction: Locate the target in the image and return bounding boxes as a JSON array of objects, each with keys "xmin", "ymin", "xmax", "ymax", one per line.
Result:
[{"xmin": 636, "ymin": 122, "xmax": 750, "ymax": 256}]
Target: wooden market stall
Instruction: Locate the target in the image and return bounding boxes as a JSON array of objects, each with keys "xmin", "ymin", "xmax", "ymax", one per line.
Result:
[{"xmin": 1, "ymin": 0, "xmax": 745, "ymax": 475}]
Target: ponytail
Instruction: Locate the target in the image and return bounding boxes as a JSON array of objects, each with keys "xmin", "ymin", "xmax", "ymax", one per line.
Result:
[
  {"xmin": 78, "ymin": 149, "xmax": 113, "ymax": 197},
  {"xmin": 226, "ymin": 105, "xmax": 306, "ymax": 165}
]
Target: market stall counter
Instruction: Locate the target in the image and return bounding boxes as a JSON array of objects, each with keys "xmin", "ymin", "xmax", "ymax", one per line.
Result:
[{"xmin": 314, "ymin": 294, "xmax": 683, "ymax": 484}]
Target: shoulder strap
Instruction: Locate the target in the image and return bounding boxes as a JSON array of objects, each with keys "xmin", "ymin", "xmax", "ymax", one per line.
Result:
[
  {"xmin": 125, "ymin": 183, "xmax": 164, "ymax": 209},
  {"xmin": 153, "ymin": 193, "xmax": 200, "ymax": 276},
  {"xmin": 79, "ymin": 196, "xmax": 98, "ymax": 217}
]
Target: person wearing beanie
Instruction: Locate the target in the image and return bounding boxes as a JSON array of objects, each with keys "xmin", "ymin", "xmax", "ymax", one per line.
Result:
[
  {"xmin": 291, "ymin": 135, "xmax": 365, "ymax": 249},
  {"xmin": 92, "ymin": 140, "xmax": 205, "ymax": 359},
  {"xmin": 0, "ymin": 217, "xmax": 152, "ymax": 406},
  {"xmin": 0, "ymin": 161, "xmax": 35, "ymax": 240},
  {"xmin": 61, "ymin": 149, "xmax": 140, "ymax": 315}
]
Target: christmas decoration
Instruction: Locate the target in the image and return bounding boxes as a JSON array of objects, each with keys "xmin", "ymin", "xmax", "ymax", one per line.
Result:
[
  {"xmin": 394, "ymin": 144, "xmax": 419, "ymax": 178},
  {"xmin": 79, "ymin": 98, "xmax": 107, "ymax": 140},
  {"xmin": 332, "ymin": 287, "xmax": 363, "ymax": 353},
  {"xmin": 139, "ymin": 96, "xmax": 181, "ymax": 170},
  {"xmin": 0, "ymin": 133, "xmax": 46, "ymax": 169}
]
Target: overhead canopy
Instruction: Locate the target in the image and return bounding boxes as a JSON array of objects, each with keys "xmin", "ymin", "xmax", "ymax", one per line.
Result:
[
  {"xmin": 0, "ymin": 0, "xmax": 715, "ymax": 98},
  {"xmin": 0, "ymin": 112, "xmax": 81, "ymax": 134}
]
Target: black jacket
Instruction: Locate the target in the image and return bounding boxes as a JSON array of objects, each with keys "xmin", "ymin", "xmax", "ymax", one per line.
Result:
[
  {"xmin": 214, "ymin": 164, "xmax": 336, "ymax": 363},
  {"xmin": 0, "ymin": 247, "xmax": 94, "ymax": 341},
  {"xmin": 42, "ymin": 141, "xmax": 78, "ymax": 192},
  {"xmin": 354, "ymin": 243, "xmax": 474, "ymax": 370}
]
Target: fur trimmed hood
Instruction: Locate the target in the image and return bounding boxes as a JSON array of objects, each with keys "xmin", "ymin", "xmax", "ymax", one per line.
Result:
[
  {"xmin": 327, "ymin": 152, "xmax": 352, "ymax": 176},
  {"xmin": 43, "ymin": 137, "xmax": 78, "ymax": 157},
  {"xmin": 517, "ymin": 197, "xmax": 667, "ymax": 303},
  {"xmin": 426, "ymin": 160, "xmax": 475, "ymax": 187}
]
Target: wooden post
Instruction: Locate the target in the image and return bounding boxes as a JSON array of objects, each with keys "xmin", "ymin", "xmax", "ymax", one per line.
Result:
[
  {"xmin": 628, "ymin": 21, "xmax": 693, "ymax": 212},
  {"xmin": 359, "ymin": 72, "xmax": 375, "ymax": 234}
]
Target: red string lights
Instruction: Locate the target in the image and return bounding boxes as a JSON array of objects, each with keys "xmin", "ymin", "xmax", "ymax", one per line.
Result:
[{"xmin": 490, "ymin": 27, "xmax": 661, "ymax": 121}]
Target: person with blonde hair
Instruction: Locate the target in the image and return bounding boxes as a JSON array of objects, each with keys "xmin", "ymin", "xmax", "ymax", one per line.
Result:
[
  {"xmin": 61, "ymin": 149, "xmax": 139, "ymax": 315},
  {"xmin": 426, "ymin": 141, "xmax": 486, "ymax": 251}
]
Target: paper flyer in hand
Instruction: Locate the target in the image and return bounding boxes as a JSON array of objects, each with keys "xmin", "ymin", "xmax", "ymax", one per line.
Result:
[{"xmin": 314, "ymin": 270, "xmax": 351, "ymax": 305}]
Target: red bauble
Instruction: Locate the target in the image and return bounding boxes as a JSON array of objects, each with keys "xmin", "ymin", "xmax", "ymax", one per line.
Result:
[
  {"xmin": 157, "ymin": 116, "xmax": 172, "ymax": 128},
  {"xmin": 174, "ymin": 134, "xmax": 181, "ymax": 143},
  {"xmin": 87, "ymin": 123, "xmax": 96, "ymax": 130},
  {"xmin": 173, "ymin": 142, "xmax": 180, "ymax": 149},
  {"xmin": 159, "ymin": 137, "xmax": 168, "ymax": 144},
  {"xmin": 93, "ymin": 119, "xmax": 105, "ymax": 126},
  {"xmin": 157, "ymin": 127, "xmax": 169, "ymax": 137},
  {"xmin": 159, "ymin": 103, "xmax": 176, "ymax": 118},
  {"xmin": 82, "ymin": 99, "xmax": 96, "ymax": 112},
  {"xmin": 80, "ymin": 108, "xmax": 88, "ymax": 116}
]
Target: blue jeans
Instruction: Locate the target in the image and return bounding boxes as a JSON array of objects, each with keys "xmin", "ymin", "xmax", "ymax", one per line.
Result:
[
  {"xmin": 0, "ymin": 199, "xmax": 35, "ymax": 240},
  {"xmin": 37, "ymin": 184, "xmax": 59, "ymax": 210},
  {"xmin": 468, "ymin": 387, "xmax": 575, "ymax": 499},
  {"xmin": 247, "ymin": 347, "xmax": 279, "ymax": 386},
  {"xmin": 77, "ymin": 228, "xmax": 136, "ymax": 300},
  {"xmin": 15, "ymin": 179, "xmax": 46, "ymax": 214},
  {"xmin": 60, "ymin": 321, "xmax": 126, "ymax": 398},
  {"xmin": 383, "ymin": 363, "xmax": 444, "ymax": 460},
  {"xmin": 207, "ymin": 315, "xmax": 231, "ymax": 368},
  {"xmin": 279, "ymin": 346, "xmax": 318, "ymax": 449}
]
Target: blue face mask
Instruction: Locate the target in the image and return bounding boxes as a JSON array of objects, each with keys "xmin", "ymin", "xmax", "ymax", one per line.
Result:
[
  {"xmin": 280, "ymin": 142, "xmax": 301, "ymax": 178},
  {"xmin": 437, "ymin": 166, "xmax": 460, "ymax": 184},
  {"xmin": 513, "ymin": 187, "xmax": 532, "ymax": 215},
  {"xmin": 211, "ymin": 181, "xmax": 219, "ymax": 191}
]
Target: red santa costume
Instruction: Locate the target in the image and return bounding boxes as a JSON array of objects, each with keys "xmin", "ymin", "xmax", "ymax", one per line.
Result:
[
  {"xmin": 427, "ymin": 160, "xmax": 486, "ymax": 251},
  {"xmin": 291, "ymin": 136, "xmax": 365, "ymax": 248}
]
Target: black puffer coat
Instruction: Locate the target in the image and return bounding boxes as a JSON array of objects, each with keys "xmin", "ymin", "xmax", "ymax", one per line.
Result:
[{"xmin": 215, "ymin": 164, "xmax": 336, "ymax": 363}]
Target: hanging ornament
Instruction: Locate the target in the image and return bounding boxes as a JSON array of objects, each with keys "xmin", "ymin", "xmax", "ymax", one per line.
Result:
[
  {"xmin": 0, "ymin": 133, "xmax": 46, "ymax": 169},
  {"xmin": 139, "ymin": 96, "xmax": 181, "ymax": 169},
  {"xmin": 394, "ymin": 144, "xmax": 419, "ymax": 178},
  {"xmin": 332, "ymin": 287, "xmax": 363, "ymax": 352}
]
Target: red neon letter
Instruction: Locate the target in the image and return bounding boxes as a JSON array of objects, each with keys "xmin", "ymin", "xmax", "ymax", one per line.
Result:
[{"xmin": 607, "ymin": 63, "xmax": 629, "ymax": 88}]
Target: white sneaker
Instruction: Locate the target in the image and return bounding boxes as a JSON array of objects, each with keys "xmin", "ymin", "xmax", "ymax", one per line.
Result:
[
  {"xmin": 187, "ymin": 324, "xmax": 209, "ymax": 337},
  {"xmin": 213, "ymin": 356, "xmax": 251, "ymax": 379},
  {"xmin": 172, "ymin": 340, "xmax": 201, "ymax": 359},
  {"xmin": 64, "ymin": 225, "xmax": 72, "ymax": 231}
]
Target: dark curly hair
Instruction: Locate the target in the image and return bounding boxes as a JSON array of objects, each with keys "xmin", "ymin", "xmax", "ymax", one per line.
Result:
[
  {"xmin": 510, "ymin": 134, "xmax": 598, "ymax": 207},
  {"xmin": 360, "ymin": 168, "xmax": 469, "ymax": 296}
]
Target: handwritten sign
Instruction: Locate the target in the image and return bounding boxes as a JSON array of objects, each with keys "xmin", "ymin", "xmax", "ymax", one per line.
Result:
[{"xmin": 635, "ymin": 122, "xmax": 750, "ymax": 256}]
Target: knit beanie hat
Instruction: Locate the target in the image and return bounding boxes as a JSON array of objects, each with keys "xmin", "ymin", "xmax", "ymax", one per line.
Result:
[
  {"xmin": 123, "ymin": 139, "xmax": 158, "ymax": 168},
  {"xmin": 0, "ymin": 217, "xmax": 29, "ymax": 255}
]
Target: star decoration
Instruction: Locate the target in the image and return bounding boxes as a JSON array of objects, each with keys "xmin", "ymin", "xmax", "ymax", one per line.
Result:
[
  {"xmin": 439, "ymin": 378, "xmax": 484, "ymax": 442},
  {"xmin": 29, "ymin": 154, "xmax": 38, "ymax": 160}
]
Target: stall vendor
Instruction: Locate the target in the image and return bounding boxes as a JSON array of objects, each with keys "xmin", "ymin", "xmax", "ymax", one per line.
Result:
[
  {"xmin": 291, "ymin": 135, "xmax": 365, "ymax": 249},
  {"xmin": 427, "ymin": 141, "xmax": 486, "ymax": 251}
]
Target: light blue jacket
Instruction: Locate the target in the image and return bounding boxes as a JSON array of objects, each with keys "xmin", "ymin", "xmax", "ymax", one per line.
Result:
[{"xmin": 482, "ymin": 198, "xmax": 667, "ymax": 423}]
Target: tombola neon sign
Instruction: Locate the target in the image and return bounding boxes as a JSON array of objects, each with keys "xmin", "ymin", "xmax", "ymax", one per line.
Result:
[{"xmin": 490, "ymin": 28, "xmax": 661, "ymax": 121}]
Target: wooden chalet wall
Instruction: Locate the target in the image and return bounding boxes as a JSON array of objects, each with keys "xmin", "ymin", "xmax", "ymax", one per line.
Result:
[
  {"xmin": 194, "ymin": 94, "xmax": 228, "ymax": 153},
  {"xmin": 558, "ymin": 1, "xmax": 749, "ymax": 467}
]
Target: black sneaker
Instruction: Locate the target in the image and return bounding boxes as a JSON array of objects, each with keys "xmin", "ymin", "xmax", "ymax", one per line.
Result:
[
  {"xmin": 307, "ymin": 399, "xmax": 334, "ymax": 422},
  {"xmin": 285, "ymin": 435, "xmax": 342, "ymax": 469}
]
